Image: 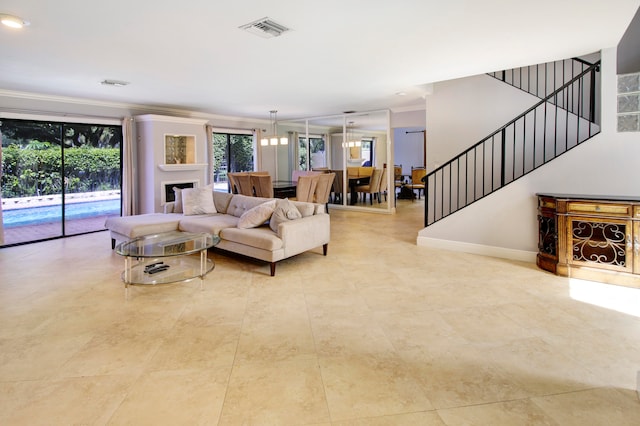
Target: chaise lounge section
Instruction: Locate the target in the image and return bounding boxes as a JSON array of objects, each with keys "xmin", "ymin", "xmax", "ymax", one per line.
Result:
[{"xmin": 105, "ymin": 190, "xmax": 330, "ymax": 276}]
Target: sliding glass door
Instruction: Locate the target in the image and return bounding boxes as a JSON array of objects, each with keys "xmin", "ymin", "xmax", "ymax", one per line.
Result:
[
  {"xmin": 0, "ymin": 118, "xmax": 122, "ymax": 247},
  {"xmin": 211, "ymin": 132, "xmax": 254, "ymax": 192}
]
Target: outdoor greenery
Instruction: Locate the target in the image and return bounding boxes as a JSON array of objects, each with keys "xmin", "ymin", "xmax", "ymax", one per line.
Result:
[
  {"xmin": 212, "ymin": 133, "xmax": 253, "ymax": 182},
  {"xmin": 1, "ymin": 119, "xmax": 121, "ymax": 198},
  {"xmin": 298, "ymin": 136, "xmax": 325, "ymax": 170},
  {"xmin": 1, "ymin": 145, "xmax": 120, "ymax": 197}
]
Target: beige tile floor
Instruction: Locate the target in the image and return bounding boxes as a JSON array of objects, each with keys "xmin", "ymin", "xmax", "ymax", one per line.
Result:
[{"xmin": 1, "ymin": 199, "xmax": 639, "ymax": 425}]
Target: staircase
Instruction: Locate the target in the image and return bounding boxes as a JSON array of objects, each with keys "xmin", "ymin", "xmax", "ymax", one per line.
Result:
[{"xmin": 424, "ymin": 57, "xmax": 601, "ymax": 227}]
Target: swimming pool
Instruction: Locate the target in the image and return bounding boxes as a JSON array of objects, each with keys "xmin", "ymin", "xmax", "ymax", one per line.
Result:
[{"xmin": 2, "ymin": 199, "xmax": 121, "ymax": 228}]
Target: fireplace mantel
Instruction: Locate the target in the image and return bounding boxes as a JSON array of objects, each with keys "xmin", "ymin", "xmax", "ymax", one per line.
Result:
[{"xmin": 158, "ymin": 164, "xmax": 208, "ymax": 172}]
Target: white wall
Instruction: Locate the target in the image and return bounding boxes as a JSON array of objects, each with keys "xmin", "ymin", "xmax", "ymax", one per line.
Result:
[
  {"xmin": 418, "ymin": 47, "xmax": 640, "ymax": 260},
  {"xmin": 391, "ymin": 109, "xmax": 425, "ymax": 128},
  {"xmin": 393, "ymin": 127, "xmax": 425, "ymax": 175},
  {"xmin": 391, "ymin": 109, "xmax": 426, "ymax": 176},
  {"xmin": 425, "ymin": 74, "xmax": 538, "ymax": 171}
]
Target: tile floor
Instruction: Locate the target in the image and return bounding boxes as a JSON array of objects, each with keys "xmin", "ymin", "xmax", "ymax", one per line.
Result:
[{"xmin": 0, "ymin": 200, "xmax": 639, "ymax": 425}]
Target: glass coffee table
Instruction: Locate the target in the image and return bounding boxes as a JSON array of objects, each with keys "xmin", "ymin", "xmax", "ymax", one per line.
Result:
[{"xmin": 116, "ymin": 231, "xmax": 220, "ymax": 293}]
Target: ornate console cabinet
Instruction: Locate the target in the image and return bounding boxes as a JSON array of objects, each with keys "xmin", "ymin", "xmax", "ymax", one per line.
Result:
[{"xmin": 537, "ymin": 193, "xmax": 640, "ymax": 288}]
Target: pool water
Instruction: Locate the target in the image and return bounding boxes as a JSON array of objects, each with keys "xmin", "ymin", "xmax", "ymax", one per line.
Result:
[{"xmin": 2, "ymin": 199, "xmax": 121, "ymax": 228}]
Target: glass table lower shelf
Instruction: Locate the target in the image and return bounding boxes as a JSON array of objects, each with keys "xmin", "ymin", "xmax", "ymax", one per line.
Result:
[
  {"xmin": 115, "ymin": 231, "xmax": 220, "ymax": 291},
  {"xmin": 121, "ymin": 255, "xmax": 215, "ymax": 286}
]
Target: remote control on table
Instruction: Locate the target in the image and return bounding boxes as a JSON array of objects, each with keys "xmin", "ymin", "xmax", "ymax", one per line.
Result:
[
  {"xmin": 147, "ymin": 264, "xmax": 170, "ymax": 274},
  {"xmin": 144, "ymin": 262, "xmax": 164, "ymax": 273}
]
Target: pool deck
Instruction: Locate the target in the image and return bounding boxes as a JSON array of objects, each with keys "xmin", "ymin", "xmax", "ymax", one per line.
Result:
[
  {"xmin": 1, "ymin": 214, "xmax": 112, "ymax": 247},
  {"xmin": 0, "ymin": 190, "xmax": 119, "ymax": 245}
]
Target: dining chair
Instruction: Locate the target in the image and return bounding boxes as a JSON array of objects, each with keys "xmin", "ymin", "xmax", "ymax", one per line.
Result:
[
  {"xmin": 346, "ymin": 167, "xmax": 359, "ymax": 178},
  {"xmin": 227, "ymin": 172, "xmax": 240, "ymax": 194},
  {"xmin": 406, "ymin": 166, "xmax": 427, "ymax": 200},
  {"xmin": 393, "ymin": 164, "xmax": 403, "ymax": 195},
  {"xmin": 331, "ymin": 169, "xmax": 344, "ymax": 204},
  {"xmin": 355, "ymin": 167, "xmax": 383, "ymax": 204},
  {"xmin": 251, "ymin": 173, "xmax": 274, "ymax": 198},
  {"xmin": 313, "ymin": 172, "xmax": 335, "ymax": 213},
  {"xmin": 233, "ymin": 172, "xmax": 254, "ymax": 196},
  {"xmin": 293, "ymin": 175, "xmax": 319, "ymax": 202},
  {"xmin": 378, "ymin": 167, "xmax": 388, "ymax": 202},
  {"xmin": 292, "ymin": 170, "xmax": 322, "ymax": 182}
]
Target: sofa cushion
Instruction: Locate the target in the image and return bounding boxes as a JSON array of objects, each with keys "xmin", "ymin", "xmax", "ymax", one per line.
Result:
[
  {"xmin": 291, "ymin": 201, "xmax": 315, "ymax": 217},
  {"xmin": 182, "ymin": 187, "xmax": 217, "ymax": 215},
  {"xmin": 269, "ymin": 198, "xmax": 302, "ymax": 234},
  {"xmin": 213, "ymin": 191, "xmax": 233, "ymax": 214},
  {"xmin": 226, "ymin": 194, "xmax": 273, "ymax": 218},
  {"xmin": 105, "ymin": 214, "xmax": 181, "ymax": 238},
  {"xmin": 178, "ymin": 214, "xmax": 239, "ymax": 235},
  {"xmin": 237, "ymin": 200, "xmax": 277, "ymax": 229},
  {"xmin": 220, "ymin": 227, "xmax": 284, "ymax": 251}
]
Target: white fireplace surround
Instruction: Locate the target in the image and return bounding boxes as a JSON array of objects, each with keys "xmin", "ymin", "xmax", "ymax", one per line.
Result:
[
  {"xmin": 158, "ymin": 164, "xmax": 208, "ymax": 172},
  {"xmin": 161, "ymin": 180, "xmax": 200, "ymax": 205}
]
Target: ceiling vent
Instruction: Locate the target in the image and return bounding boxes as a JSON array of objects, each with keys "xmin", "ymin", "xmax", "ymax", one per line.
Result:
[
  {"xmin": 240, "ymin": 17, "xmax": 290, "ymax": 38},
  {"xmin": 100, "ymin": 79, "xmax": 129, "ymax": 87}
]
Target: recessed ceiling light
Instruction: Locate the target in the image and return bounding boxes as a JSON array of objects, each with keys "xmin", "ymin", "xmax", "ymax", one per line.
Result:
[
  {"xmin": 100, "ymin": 79, "xmax": 130, "ymax": 87},
  {"xmin": 0, "ymin": 13, "xmax": 30, "ymax": 29},
  {"xmin": 396, "ymin": 92, "xmax": 407, "ymax": 96}
]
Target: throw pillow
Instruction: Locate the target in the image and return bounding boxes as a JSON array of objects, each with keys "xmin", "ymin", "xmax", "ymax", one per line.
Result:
[
  {"xmin": 181, "ymin": 187, "xmax": 217, "ymax": 216},
  {"xmin": 172, "ymin": 187, "xmax": 184, "ymax": 214},
  {"xmin": 237, "ymin": 200, "xmax": 277, "ymax": 229},
  {"xmin": 269, "ymin": 198, "xmax": 302, "ymax": 234}
]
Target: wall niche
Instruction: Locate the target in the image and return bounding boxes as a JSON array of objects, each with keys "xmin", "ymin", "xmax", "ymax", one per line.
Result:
[{"xmin": 164, "ymin": 135, "xmax": 196, "ymax": 164}]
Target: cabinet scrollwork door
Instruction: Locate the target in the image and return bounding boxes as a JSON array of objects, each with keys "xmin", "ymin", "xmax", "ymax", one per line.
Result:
[{"xmin": 567, "ymin": 215, "xmax": 634, "ymax": 274}]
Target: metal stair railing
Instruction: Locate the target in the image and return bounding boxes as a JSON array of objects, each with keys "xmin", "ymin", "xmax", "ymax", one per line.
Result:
[
  {"xmin": 487, "ymin": 56, "xmax": 599, "ymax": 123},
  {"xmin": 425, "ymin": 60, "xmax": 601, "ymax": 227}
]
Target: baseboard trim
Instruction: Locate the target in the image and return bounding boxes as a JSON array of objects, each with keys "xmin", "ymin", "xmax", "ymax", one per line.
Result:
[{"xmin": 417, "ymin": 236, "xmax": 537, "ymax": 263}]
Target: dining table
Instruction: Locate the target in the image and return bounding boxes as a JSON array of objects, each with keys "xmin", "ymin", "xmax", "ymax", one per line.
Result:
[
  {"xmin": 347, "ymin": 175, "xmax": 370, "ymax": 205},
  {"xmin": 272, "ymin": 180, "xmax": 297, "ymax": 199}
]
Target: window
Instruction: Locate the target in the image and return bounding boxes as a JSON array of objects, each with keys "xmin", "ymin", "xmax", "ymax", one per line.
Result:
[
  {"xmin": 211, "ymin": 132, "xmax": 254, "ymax": 192},
  {"xmin": 360, "ymin": 138, "xmax": 374, "ymax": 166},
  {"xmin": 1, "ymin": 118, "xmax": 122, "ymax": 247},
  {"xmin": 298, "ymin": 134, "xmax": 326, "ymax": 171}
]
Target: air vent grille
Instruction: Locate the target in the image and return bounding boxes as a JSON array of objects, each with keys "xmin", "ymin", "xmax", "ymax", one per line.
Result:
[{"xmin": 240, "ymin": 17, "xmax": 290, "ymax": 38}]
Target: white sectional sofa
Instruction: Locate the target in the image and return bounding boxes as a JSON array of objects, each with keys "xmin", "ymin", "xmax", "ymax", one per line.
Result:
[{"xmin": 105, "ymin": 190, "xmax": 330, "ymax": 276}]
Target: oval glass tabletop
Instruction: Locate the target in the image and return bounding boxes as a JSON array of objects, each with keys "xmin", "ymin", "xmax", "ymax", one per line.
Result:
[{"xmin": 116, "ymin": 231, "xmax": 220, "ymax": 258}]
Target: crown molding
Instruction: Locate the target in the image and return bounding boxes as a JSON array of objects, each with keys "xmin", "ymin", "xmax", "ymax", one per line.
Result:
[
  {"xmin": 391, "ymin": 104, "xmax": 426, "ymax": 113},
  {"xmin": 135, "ymin": 114, "xmax": 208, "ymax": 125},
  {"xmin": 0, "ymin": 89, "xmax": 271, "ymax": 124}
]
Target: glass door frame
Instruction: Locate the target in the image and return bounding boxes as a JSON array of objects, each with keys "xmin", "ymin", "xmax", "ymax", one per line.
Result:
[{"xmin": 0, "ymin": 114, "xmax": 123, "ymax": 247}]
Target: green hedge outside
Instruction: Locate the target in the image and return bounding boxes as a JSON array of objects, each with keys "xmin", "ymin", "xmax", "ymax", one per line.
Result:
[{"xmin": 1, "ymin": 145, "xmax": 120, "ymax": 198}]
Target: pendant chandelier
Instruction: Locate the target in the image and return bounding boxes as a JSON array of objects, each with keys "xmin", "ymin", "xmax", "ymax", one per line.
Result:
[
  {"xmin": 260, "ymin": 110, "xmax": 288, "ymax": 146},
  {"xmin": 343, "ymin": 121, "xmax": 361, "ymax": 148}
]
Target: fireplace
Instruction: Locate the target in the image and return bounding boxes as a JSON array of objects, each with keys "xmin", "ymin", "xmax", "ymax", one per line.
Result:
[{"xmin": 162, "ymin": 180, "xmax": 199, "ymax": 205}]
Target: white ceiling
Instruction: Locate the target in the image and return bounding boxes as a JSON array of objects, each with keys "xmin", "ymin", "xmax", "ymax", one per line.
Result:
[{"xmin": 1, "ymin": 1, "xmax": 639, "ymax": 120}]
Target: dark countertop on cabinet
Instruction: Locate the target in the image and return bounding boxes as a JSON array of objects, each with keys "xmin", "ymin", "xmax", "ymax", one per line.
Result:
[{"xmin": 536, "ymin": 193, "xmax": 640, "ymax": 203}]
